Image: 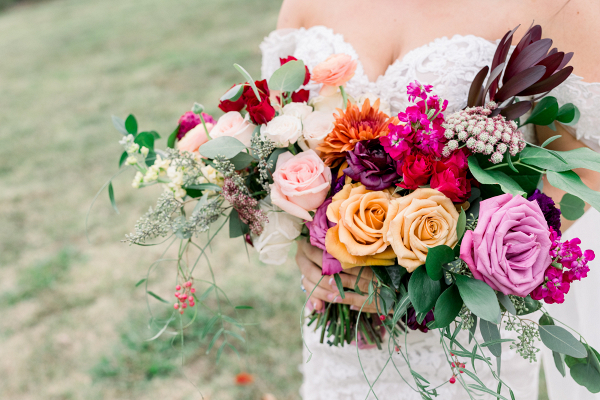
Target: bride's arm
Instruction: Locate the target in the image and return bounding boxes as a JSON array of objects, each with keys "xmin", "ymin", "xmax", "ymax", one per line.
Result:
[
  {"xmin": 536, "ymin": 123, "xmax": 600, "ymax": 230},
  {"xmin": 276, "ymin": 0, "xmax": 304, "ymax": 29}
]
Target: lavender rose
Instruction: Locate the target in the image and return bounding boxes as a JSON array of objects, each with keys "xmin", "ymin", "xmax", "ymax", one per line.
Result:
[
  {"xmin": 305, "ymin": 198, "xmax": 343, "ymax": 275},
  {"xmin": 344, "ymin": 139, "xmax": 399, "ymax": 190},
  {"xmin": 460, "ymin": 194, "xmax": 552, "ymax": 297}
]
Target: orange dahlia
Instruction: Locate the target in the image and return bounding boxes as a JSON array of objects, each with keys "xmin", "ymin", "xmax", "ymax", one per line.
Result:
[{"xmin": 317, "ymin": 99, "xmax": 398, "ymax": 167}]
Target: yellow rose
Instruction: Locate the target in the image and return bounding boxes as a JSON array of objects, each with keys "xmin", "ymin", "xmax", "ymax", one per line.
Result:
[
  {"xmin": 382, "ymin": 188, "xmax": 459, "ymax": 272},
  {"xmin": 325, "ymin": 183, "xmax": 396, "ymax": 269}
]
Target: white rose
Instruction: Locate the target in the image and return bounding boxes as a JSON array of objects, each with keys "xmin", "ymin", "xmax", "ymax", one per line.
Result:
[
  {"xmin": 309, "ymin": 91, "xmax": 355, "ymax": 114},
  {"xmin": 357, "ymin": 92, "xmax": 391, "ymax": 116},
  {"xmin": 282, "ymin": 102, "xmax": 313, "ymax": 120},
  {"xmin": 260, "ymin": 115, "xmax": 303, "ymax": 147},
  {"xmin": 297, "ymin": 111, "xmax": 335, "ymax": 153},
  {"xmin": 210, "ymin": 111, "xmax": 256, "ymax": 147},
  {"xmin": 252, "ymin": 198, "xmax": 303, "ymax": 265}
]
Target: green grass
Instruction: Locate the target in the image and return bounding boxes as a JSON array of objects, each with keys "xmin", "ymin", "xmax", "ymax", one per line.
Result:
[{"xmin": 0, "ymin": 0, "xmax": 550, "ymax": 398}]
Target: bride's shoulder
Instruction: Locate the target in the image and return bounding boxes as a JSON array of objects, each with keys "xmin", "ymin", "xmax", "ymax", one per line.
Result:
[{"xmin": 276, "ymin": 0, "xmax": 338, "ymax": 29}]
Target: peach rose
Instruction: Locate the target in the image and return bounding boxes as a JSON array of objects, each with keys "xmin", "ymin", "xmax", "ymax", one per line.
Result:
[
  {"xmin": 325, "ymin": 183, "xmax": 397, "ymax": 269},
  {"xmin": 383, "ymin": 188, "xmax": 459, "ymax": 272},
  {"xmin": 270, "ymin": 150, "xmax": 332, "ymax": 221},
  {"xmin": 210, "ymin": 111, "xmax": 256, "ymax": 147},
  {"xmin": 177, "ymin": 122, "xmax": 214, "ymax": 153},
  {"xmin": 312, "ymin": 54, "xmax": 358, "ymax": 96}
]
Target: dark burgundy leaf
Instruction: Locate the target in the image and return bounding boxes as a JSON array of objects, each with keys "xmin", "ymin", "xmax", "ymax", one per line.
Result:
[
  {"xmin": 557, "ymin": 52, "xmax": 574, "ymax": 71},
  {"xmin": 503, "ymin": 38, "xmax": 553, "ymax": 84},
  {"xmin": 489, "ymin": 26, "xmax": 519, "ymax": 98},
  {"xmin": 495, "ymin": 65, "xmax": 546, "ymax": 102},
  {"xmin": 484, "ymin": 63, "xmax": 505, "ymax": 100},
  {"xmin": 467, "ymin": 66, "xmax": 489, "ymax": 107},
  {"xmin": 536, "ymin": 52, "xmax": 565, "ymax": 80},
  {"xmin": 528, "ymin": 25, "xmax": 542, "ymax": 42},
  {"xmin": 500, "ymin": 101, "xmax": 533, "ymax": 120},
  {"xmin": 517, "ymin": 66, "xmax": 574, "ymax": 96},
  {"xmin": 547, "ymin": 48, "xmax": 558, "ymax": 56}
]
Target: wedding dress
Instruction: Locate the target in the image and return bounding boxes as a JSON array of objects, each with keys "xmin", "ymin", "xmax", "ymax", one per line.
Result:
[{"xmin": 260, "ymin": 26, "xmax": 600, "ymax": 400}]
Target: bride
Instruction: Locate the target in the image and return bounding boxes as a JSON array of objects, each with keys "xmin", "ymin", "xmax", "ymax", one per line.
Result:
[{"xmin": 260, "ymin": 0, "xmax": 600, "ymax": 398}]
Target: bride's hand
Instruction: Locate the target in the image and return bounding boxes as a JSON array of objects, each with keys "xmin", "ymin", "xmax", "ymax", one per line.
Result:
[{"xmin": 296, "ymin": 240, "xmax": 379, "ymax": 313}]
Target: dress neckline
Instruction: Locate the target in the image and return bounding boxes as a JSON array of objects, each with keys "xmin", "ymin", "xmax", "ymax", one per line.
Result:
[{"xmin": 273, "ymin": 25, "xmax": 595, "ymax": 86}]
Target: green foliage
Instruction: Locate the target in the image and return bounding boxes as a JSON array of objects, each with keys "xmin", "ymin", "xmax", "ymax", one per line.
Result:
[
  {"xmin": 520, "ymin": 146, "xmax": 600, "ymax": 173},
  {"xmin": 479, "ymin": 319, "xmax": 502, "ymax": 357},
  {"xmin": 560, "ymin": 193, "xmax": 586, "ymax": 220},
  {"xmin": 234, "ymin": 63, "xmax": 260, "ymax": 100},
  {"xmin": 457, "ymin": 208, "xmax": 466, "ymax": 240},
  {"xmin": 538, "ymin": 324, "xmax": 587, "ymax": 358},
  {"xmin": 408, "ymin": 265, "xmax": 441, "ymax": 313},
  {"xmin": 108, "ymin": 181, "xmax": 119, "ymax": 214},
  {"xmin": 455, "ymin": 274, "xmax": 500, "ymax": 323},
  {"xmin": 496, "ymin": 292, "xmax": 516, "ymax": 315},
  {"xmin": 229, "ymin": 151, "xmax": 256, "ymax": 169},
  {"xmin": 268, "ymin": 60, "xmax": 306, "ymax": 93},
  {"xmin": 125, "ymin": 114, "xmax": 138, "ymax": 135},
  {"xmin": 229, "ymin": 209, "xmax": 249, "ymax": 238},
  {"xmin": 220, "ymin": 84, "xmax": 245, "ymax": 102},
  {"xmin": 524, "ymin": 96, "xmax": 559, "ymax": 126},
  {"xmin": 433, "ymin": 285, "xmax": 462, "ymax": 328},
  {"xmin": 167, "ymin": 125, "xmax": 179, "ymax": 149},
  {"xmin": 556, "ymin": 103, "xmax": 581, "ymax": 126},
  {"xmin": 468, "ymin": 156, "xmax": 525, "ymax": 196},
  {"xmin": 199, "ymin": 136, "xmax": 247, "ymax": 159},
  {"xmin": 111, "ymin": 115, "xmax": 129, "ymax": 136},
  {"xmin": 547, "ymin": 170, "xmax": 600, "ymax": 212},
  {"xmin": 425, "ymin": 244, "xmax": 454, "ymax": 281}
]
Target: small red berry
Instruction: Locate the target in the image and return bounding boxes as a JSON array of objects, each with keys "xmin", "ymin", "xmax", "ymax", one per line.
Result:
[
  {"xmin": 449, "ymin": 376, "xmax": 456, "ymax": 384},
  {"xmin": 182, "ymin": 303, "xmax": 187, "ymax": 309},
  {"xmin": 185, "ymin": 281, "xmax": 192, "ymax": 288},
  {"xmin": 395, "ymin": 346, "xmax": 400, "ymax": 352},
  {"xmin": 190, "ymin": 288, "xmax": 196, "ymax": 293},
  {"xmin": 175, "ymin": 285, "xmax": 181, "ymax": 291},
  {"xmin": 379, "ymin": 315, "xmax": 386, "ymax": 321},
  {"xmin": 175, "ymin": 292, "xmax": 180, "ymax": 298},
  {"xmin": 180, "ymin": 294, "xmax": 187, "ymax": 300},
  {"xmin": 450, "ymin": 352, "xmax": 454, "ymax": 356},
  {"xmin": 451, "ymin": 362, "xmax": 456, "ymax": 368},
  {"xmin": 189, "ymin": 302, "xmax": 195, "ymax": 307},
  {"xmin": 179, "ymin": 310, "xmax": 184, "ymax": 315},
  {"xmin": 174, "ymin": 303, "xmax": 179, "ymax": 309}
]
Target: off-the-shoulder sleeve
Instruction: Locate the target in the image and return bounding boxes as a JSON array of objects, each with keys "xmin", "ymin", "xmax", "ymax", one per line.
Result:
[
  {"xmin": 260, "ymin": 29, "xmax": 299, "ymax": 81},
  {"xmin": 550, "ymin": 76, "xmax": 600, "ymax": 152}
]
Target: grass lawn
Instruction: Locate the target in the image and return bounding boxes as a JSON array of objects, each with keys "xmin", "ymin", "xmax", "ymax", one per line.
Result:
[{"xmin": 0, "ymin": 0, "xmax": 549, "ymax": 399}]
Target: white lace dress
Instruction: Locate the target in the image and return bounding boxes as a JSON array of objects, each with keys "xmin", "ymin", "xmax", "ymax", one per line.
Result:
[{"xmin": 260, "ymin": 26, "xmax": 600, "ymax": 400}]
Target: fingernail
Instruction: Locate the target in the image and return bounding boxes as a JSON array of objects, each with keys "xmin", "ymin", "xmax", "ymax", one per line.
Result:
[
  {"xmin": 327, "ymin": 293, "xmax": 335, "ymax": 301},
  {"xmin": 350, "ymin": 305, "xmax": 359, "ymax": 311},
  {"xmin": 328, "ymin": 277, "xmax": 335, "ymax": 287},
  {"xmin": 306, "ymin": 300, "xmax": 314, "ymax": 312}
]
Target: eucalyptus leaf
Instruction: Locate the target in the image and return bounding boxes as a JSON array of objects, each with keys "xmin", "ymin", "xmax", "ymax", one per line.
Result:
[
  {"xmin": 560, "ymin": 193, "xmax": 586, "ymax": 220},
  {"xmin": 519, "ymin": 295, "xmax": 542, "ymax": 315},
  {"xmin": 455, "ymin": 274, "xmax": 501, "ymax": 323},
  {"xmin": 111, "ymin": 115, "xmax": 128, "ymax": 136},
  {"xmin": 497, "ymin": 292, "xmax": 516, "ymax": 315},
  {"xmin": 379, "ymin": 287, "xmax": 396, "ymax": 314},
  {"xmin": 199, "ymin": 136, "xmax": 247, "ymax": 159},
  {"xmin": 268, "ymin": 60, "xmax": 306, "ymax": 93},
  {"xmin": 119, "ymin": 151, "xmax": 128, "ymax": 168},
  {"xmin": 425, "ymin": 245, "xmax": 454, "ymax": 281},
  {"xmin": 556, "ymin": 103, "xmax": 580, "ymax": 126},
  {"xmin": 520, "ymin": 146, "xmax": 600, "ymax": 173},
  {"xmin": 267, "ymin": 148, "xmax": 289, "ymax": 174},
  {"xmin": 468, "ymin": 156, "xmax": 525, "ymax": 196},
  {"xmin": 433, "ymin": 285, "xmax": 463, "ymax": 328},
  {"xmin": 548, "ymin": 170, "xmax": 600, "ymax": 212},
  {"xmin": 234, "ymin": 64, "xmax": 261, "ymax": 101},
  {"xmin": 229, "ymin": 209, "xmax": 249, "ymax": 238},
  {"xmin": 524, "ymin": 96, "xmax": 559, "ymax": 126},
  {"xmin": 220, "ymin": 84, "xmax": 245, "ymax": 102},
  {"xmin": 541, "ymin": 134, "xmax": 562, "ymax": 148},
  {"xmin": 230, "ymin": 151, "xmax": 256, "ymax": 170},
  {"xmin": 408, "ymin": 266, "xmax": 441, "ymax": 314},
  {"xmin": 125, "ymin": 114, "xmax": 138, "ymax": 135},
  {"xmin": 457, "ymin": 209, "xmax": 467, "ymax": 240},
  {"xmin": 384, "ymin": 265, "xmax": 406, "ymax": 290},
  {"xmin": 553, "ymin": 351, "xmax": 566, "ymax": 377},
  {"xmin": 480, "ymin": 319, "xmax": 502, "ymax": 357},
  {"xmin": 570, "ymin": 361, "xmax": 600, "ymax": 393},
  {"xmin": 539, "ymin": 324, "xmax": 587, "ymax": 358},
  {"xmin": 185, "ymin": 183, "xmax": 222, "ymax": 192}
]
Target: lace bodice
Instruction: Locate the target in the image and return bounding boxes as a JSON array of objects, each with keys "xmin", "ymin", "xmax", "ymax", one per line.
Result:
[{"xmin": 261, "ymin": 25, "xmax": 600, "ymax": 151}]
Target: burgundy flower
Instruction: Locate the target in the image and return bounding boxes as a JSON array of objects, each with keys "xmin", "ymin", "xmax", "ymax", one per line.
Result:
[
  {"xmin": 528, "ymin": 189, "xmax": 561, "ymax": 232},
  {"xmin": 406, "ymin": 307, "xmax": 434, "ymax": 333},
  {"xmin": 280, "ymin": 55, "xmax": 311, "ymax": 85},
  {"xmin": 343, "ymin": 139, "xmax": 399, "ymax": 190},
  {"xmin": 398, "ymin": 154, "xmax": 434, "ymax": 189}
]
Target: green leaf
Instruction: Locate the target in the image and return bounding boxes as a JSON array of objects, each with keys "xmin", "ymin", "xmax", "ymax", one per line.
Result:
[
  {"xmin": 455, "ymin": 274, "xmax": 501, "ymax": 323},
  {"xmin": 560, "ymin": 193, "xmax": 586, "ymax": 220},
  {"xmin": 192, "ymin": 103, "xmax": 204, "ymax": 114},
  {"xmin": 207, "ymin": 328, "xmax": 224, "ymax": 353},
  {"xmin": 233, "ymin": 64, "xmax": 261, "ymax": 101},
  {"xmin": 229, "ymin": 209, "xmax": 249, "ymax": 238},
  {"xmin": 548, "ymin": 170, "xmax": 600, "ymax": 212},
  {"xmin": 268, "ymin": 60, "xmax": 306, "ymax": 93},
  {"xmin": 468, "ymin": 156, "xmax": 525, "ymax": 196},
  {"xmin": 167, "ymin": 125, "xmax": 179, "ymax": 149},
  {"xmin": 371, "ymin": 267, "xmax": 393, "ymax": 288},
  {"xmin": 479, "ymin": 319, "xmax": 502, "ymax": 357},
  {"xmin": 497, "ymin": 292, "xmax": 516, "ymax": 315},
  {"xmin": 267, "ymin": 148, "xmax": 289, "ymax": 173},
  {"xmin": 457, "ymin": 209, "xmax": 467, "ymax": 240},
  {"xmin": 108, "ymin": 182, "xmax": 119, "ymax": 214},
  {"xmin": 333, "ymin": 273, "xmax": 345, "ymax": 300},
  {"xmin": 379, "ymin": 287, "xmax": 396, "ymax": 314},
  {"xmin": 556, "ymin": 103, "xmax": 580, "ymax": 126},
  {"xmin": 541, "ymin": 134, "xmax": 562, "ymax": 148},
  {"xmin": 145, "ymin": 150, "xmax": 156, "ymax": 166},
  {"xmin": 519, "ymin": 295, "xmax": 542, "ymax": 315},
  {"xmin": 201, "ymin": 315, "xmax": 219, "ymax": 339},
  {"xmin": 393, "ymin": 292, "xmax": 411, "ymax": 325},
  {"xmin": 553, "ymin": 351, "xmax": 566, "ymax": 377},
  {"xmin": 134, "ymin": 131, "xmax": 155, "ymax": 151},
  {"xmin": 235, "ymin": 305, "xmax": 253, "ymax": 310},
  {"xmin": 505, "ymin": 152, "xmax": 519, "ymax": 173},
  {"xmin": 125, "ymin": 114, "xmax": 138, "ymax": 135},
  {"xmin": 135, "ymin": 278, "xmax": 146, "ymax": 287},
  {"xmin": 539, "ymin": 313, "xmax": 554, "ymax": 326},
  {"xmin": 539, "ymin": 325, "xmax": 587, "ymax": 358},
  {"xmin": 111, "ymin": 115, "xmax": 128, "ymax": 136},
  {"xmin": 119, "ymin": 151, "xmax": 128, "ymax": 168},
  {"xmin": 570, "ymin": 360, "xmax": 600, "ymax": 393},
  {"xmin": 225, "ymin": 330, "xmax": 246, "ymax": 343},
  {"xmin": 425, "ymin": 245, "xmax": 454, "ymax": 281},
  {"xmin": 147, "ymin": 291, "xmax": 169, "ymax": 304},
  {"xmin": 384, "ymin": 265, "xmax": 406, "ymax": 290},
  {"xmin": 197, "ymin": 286, "xmax": 214, "ymax": 303},
  {"xmin": 524, "ymin": 96, "xmax": 559, "ymax": 126},
  {"xmin": 199, "ymin": 136, "xmax": 247, "ymax": 159},
  {"xmin": 220, "ymin": 84, "xmax": 245, "ymax": 102},
  {"xmin": 467, "ymin": 384, "xmax": 510, "ymax": 400},
  {"xmin": 433, "ymin": 285, "xmax": 463, "ymax": 328},
  {"xmin": 520, "ymin": 146, "xmax": 600, "ymax": 173},
  {"xmin": 229, "ymin": 151, "xmax": 256, "ymax": 170},
  {"xmin": 408, "ymin": 265, "xmax": 441, "ymax": 313},
  {"xmin": 185, "ymin": 183, "xmax": 222, "ymax": 193}
]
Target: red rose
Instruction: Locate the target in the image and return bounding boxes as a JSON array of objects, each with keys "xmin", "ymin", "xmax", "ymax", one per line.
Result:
[
  {"xmin": 430, "ymin": 157, "xmax": 471, "ymax": 203},
  {"xmin": 280, "ymin": 55, "xmax": 310, "ymax": 85},
  {"xmin": 218, "ymin": 83, "xmax": 245, "ymax": 113},
  {"xmin": 242, "ymin": 79, "xmax": 270, "ymax": 103},
  {"xmin": 398, "ymin": 154, "xmax": 434, "ymax": 189},
  {"xmin": 291, "ymin": 89, "xmax": 310, "ymax": 103},
  {"xmin": 247, "ymin": 98, "xmax": 275, "ymax": 125}
]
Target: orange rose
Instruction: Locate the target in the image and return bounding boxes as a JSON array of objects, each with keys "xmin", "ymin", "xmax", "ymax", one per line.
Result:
[
  {"xmin": 312, "ymin": 54, "xmax": 358, "ymax": 96},
  {"xmin": 382, "ymin": 189, "xmax": 459, "ymax": 272},
  {"xmin": 325, "ymin": 183, "xmax": 396, "ymax": 269}
]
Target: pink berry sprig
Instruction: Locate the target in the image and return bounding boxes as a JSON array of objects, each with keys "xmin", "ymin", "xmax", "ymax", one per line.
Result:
[
  {"xmin": 173, "ymin": 280, "xmax": 196, "ymax": 314},
  {"xmin": 448, "ymin": 352, "xmax": 466, "ymax": 384}
]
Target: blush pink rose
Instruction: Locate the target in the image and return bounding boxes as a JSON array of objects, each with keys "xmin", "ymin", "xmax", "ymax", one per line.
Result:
[
  {"xmin": 460, "ymin": 194, "xmax": 552, "ymax": 297},
  {"xmin": 210, "ymin": 111, "xmax": 256, "ymax": 147},
  {"xmin": 177, "ymin": 122, "xmax": 214, "ymax": 153},
  {"xmin": 312, "ymin": 54, "xmax": 358, "ymax": 96},
  {"xmin": 270, "ymin": 149, "xmax": 332, "ymax": 221}
]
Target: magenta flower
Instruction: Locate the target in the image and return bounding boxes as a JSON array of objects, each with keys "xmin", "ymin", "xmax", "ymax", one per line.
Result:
[
  {"xmin": 379, "ymin": 126, "xmax": 413, "ymax": 162},
  {"xmin": 177, "ymin": 112, "xmax": 215, "ymax": 139},
  {"xmin": 407, "ymin": 81, "xmax": 433, "ymax": 103},
  {"xmin": 305, "ymin": 198, "xmax": 343, "ymax": 275},
  {"xmin": 531, "ymin": 267, "xmax": 571, "ymax": 304}
]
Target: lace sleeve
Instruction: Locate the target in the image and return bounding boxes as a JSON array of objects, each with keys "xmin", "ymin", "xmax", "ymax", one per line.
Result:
[
  {"xmin": 550, "ymin": 76, "xmax": 600, "ymax": 152},
  {"xmin": 260, "ymin": 29, "xmax": 299, "ymax": 81}
]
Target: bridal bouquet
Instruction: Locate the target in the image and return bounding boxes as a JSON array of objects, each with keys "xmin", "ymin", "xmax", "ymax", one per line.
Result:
[{"xmin": 97, "ymin": 25, "xmax": 600, "ymax": 398}]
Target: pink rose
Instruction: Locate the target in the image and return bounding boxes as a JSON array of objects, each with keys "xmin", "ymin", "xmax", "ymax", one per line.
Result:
[
  {"xmin": 177, "ymin": 122, "xmax": 214, "ymax": 153},
  {"xmin": 210, "ymin": 111, "xmax": 256, "ymax": 147},
  {"xmin": 312, "ymin": 54, "xmax": 357, "ymax": 96},
  {"xmin": 460, "ymin": 194, "xmax": 552, "ymax": 297},
  {"xmin": 270, "ymin": 150, "xmax": 332, "ymax": 221}
]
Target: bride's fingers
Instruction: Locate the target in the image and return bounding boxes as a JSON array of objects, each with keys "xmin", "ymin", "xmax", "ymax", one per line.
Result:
[
  {"xmin": 326, "ymin": 272, "xmax": 372, "ymax": 293},
  {"xmin": 297, "ymin": 252, "xmax": 335, "ymax": 290},
  {"xmin": 299, "ymin": 240, "xmax": 323, "ymax": 267},
  {"xmin": 343, "ymin": 266, "xmax": 375, "ymax": 281},
  {"xmin": 325, "ymin": 291, "xmax": 381, "ymax": 314},
  {"xmin": 302, "ymin": 275, "xmax": 335, "ymax": 303}
]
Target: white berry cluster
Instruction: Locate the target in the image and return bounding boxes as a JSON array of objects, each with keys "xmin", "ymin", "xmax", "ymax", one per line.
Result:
[{"xmin": 442, "ymin": 102, "xmax": 526, "ymax": 164}]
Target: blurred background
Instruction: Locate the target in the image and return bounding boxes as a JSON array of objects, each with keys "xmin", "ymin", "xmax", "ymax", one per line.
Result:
[{"xmin": 0, "ymin": 0, "xmax": 549, "ymax": 399}]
